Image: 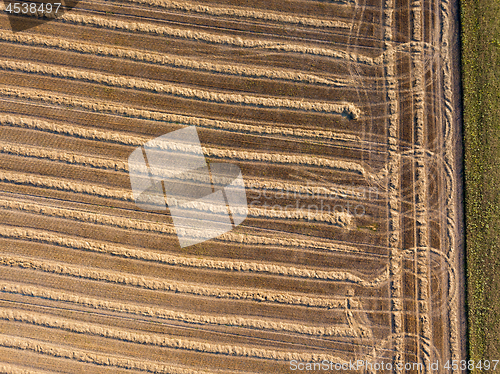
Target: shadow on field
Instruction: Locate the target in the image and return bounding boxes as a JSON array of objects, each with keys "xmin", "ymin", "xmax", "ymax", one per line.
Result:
[{"xmin": 3, "ymin": 0, "xmax": 80, "ymax": 32}]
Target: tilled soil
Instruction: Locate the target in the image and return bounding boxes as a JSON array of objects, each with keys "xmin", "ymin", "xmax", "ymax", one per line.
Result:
[{"xmin": 0, "ymin": 0, "xmax": 464, "ymax": 372}]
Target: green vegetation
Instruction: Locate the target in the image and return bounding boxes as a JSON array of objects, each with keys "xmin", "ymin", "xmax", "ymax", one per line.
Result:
[{"xmin": 461, "ymin": 0, "xmax": 500, "ymax": 367}]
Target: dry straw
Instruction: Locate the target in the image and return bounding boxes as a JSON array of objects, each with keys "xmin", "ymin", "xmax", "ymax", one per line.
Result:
[
  {"xmin": 0, "ymin": 31, "xmax": 349, "ymax": 87},
  {"xmin": 120, "ymin": 0, "xmax": 353, "ymax": 28},
  {"xmin": 0, "ymin": 253, "xmax": 387, "ymax": 306},
  {"xmin": 0, "ymin": 141, "xmax": 354, "ymax": 226},
  {"xmin": 0, "ymin": 282, "xmax": 367, "ymax": 337},
  {"xmin": 60, "ymin": 13, "xmax": 375, "ymax": 65},
  {"xmin": 0, "ymin": 88, "xmax": 362, "ymax": 145},
  {"xmin": 0, "ymin": 335, "xmax": 221, "ymax": 374},
  {"xmin": 0, "ymin": 109, "xmax": 359, "ymax": 145},
  {"xmin": 0, "ymin": 224, "xmax": 386, "ymax": 288},
  {"xmin": 382, "ymin": 0, "xmax": 404, "ymax": 368},
  {"xmin": 0, "ymin": 330, "xmax": 347, "ymax": 365},
  {"xmin": 0, "ymin": 220, "xmax": 359, "ymax": 284},
  {"xmin": 0, "ymin": 115, "xmax": 370, "ymax": 178},
  {"xmin": 0, "ymin": 364, "xmax": 49, "ymax": 374},
  {"xmin": 0, "ymin": 59, "xmax": 361, "ymax": 117},
  {"xmin": 0, "ymin": 170, "xmax": 359, "ymax": 252}
]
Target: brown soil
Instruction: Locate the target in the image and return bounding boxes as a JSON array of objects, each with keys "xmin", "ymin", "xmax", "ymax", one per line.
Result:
[{"xmin": 0, "ymin": 0, "xmax": 463, "ymax": 372}]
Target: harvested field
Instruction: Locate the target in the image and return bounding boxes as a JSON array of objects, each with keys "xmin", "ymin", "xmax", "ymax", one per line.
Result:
[{"xmin": 0, "ymin": 0, "xmax": 464, "ymax": 373}]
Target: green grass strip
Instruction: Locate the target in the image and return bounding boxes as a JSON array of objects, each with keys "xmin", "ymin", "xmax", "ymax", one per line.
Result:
[{"xmin": 461, "ymin": 0, "xmax": 500, "ymax": 367}]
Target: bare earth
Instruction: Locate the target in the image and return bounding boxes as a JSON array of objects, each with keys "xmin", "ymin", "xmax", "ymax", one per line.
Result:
[{"xmin": 0, "ymin": 0, "xmax": 464, "ymax": 373}]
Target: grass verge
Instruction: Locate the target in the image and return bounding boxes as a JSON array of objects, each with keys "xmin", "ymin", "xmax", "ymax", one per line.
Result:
[{"xmin": 461, "ymin": 0, "xmax": 500, "ymax": 368}]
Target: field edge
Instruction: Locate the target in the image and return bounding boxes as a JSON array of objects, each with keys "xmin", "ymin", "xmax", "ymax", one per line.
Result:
[{"xmin": 461, "ymin": 0, "xmax": 500, "ymax": 366}]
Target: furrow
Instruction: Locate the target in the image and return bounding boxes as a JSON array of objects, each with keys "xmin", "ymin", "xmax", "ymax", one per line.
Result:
[
  {"xmin": 0, "ymin": 31, "xmax": 349, "ymax": 87},
  {"xmin": 0, "ymin": 141, "xmax": 127, "ymax": 172},
  {"xmin": 0, "ymin": 224, "xmax": 388, "ymax": 287},
  {"xmin": 202, "ymin": 147, "xmax": 368, "ymax": 176},
  {"xmin": 382, "ymin": 0, "xmax": 404, "ymax": 370},
  {"xmin": 0, "ymin": 309, "xmax": 349, "ymax": 362},
  {"xmin": 0, "ymin": 282, "xmax": 366, "ymax": 337},
  {"xmin": 0, "ymin": 59, "xmax": 361, "ymax": 117},
  {"xmin": 440, "ymin": 0, "xmax": 460, "ymax": 363},
  {"xmin": 245, "ymin": 179, "xmax": 370, "ymax": 200},
  {"xmin": 411, "ymin": 0, "xmax": 432, "ymax": 371},
  {"xmin": 0, "ymin": 254, "xmax": 387, "ymax": 306},
  {"xmin": 0, "ymin": 144, "xmax": 352, "ymax": 224},
  {"xmin": 0, "ymin": 331, "xmax": 346, "ymax": 366},
  {"xmin": 0, "ymin": 126, "xmax": 371, "ymax": 179},
  {"xmin": 250, "ymin": 206, "xmax": 351, "ymax": 227},
  {"xmin": 0, "ymin": 363, "xmax": 50, "ymax": 374},
  {"xmin": 0, "ymin": 170, "xmax": 360, "ymax": 253},
  {"xmin": 0, "ymin": 334, "xmax": 233, "ymax": 374},
  {"xmin": 0, "ymin": 112, "xmax": 370, "ymax": 200},
  {"xmin": 116, "ymin": 0, "xmax": 353, "ymax": 29},
  {"xmin": 0, "ymin": 86, "xmax": 364, "ymax": 148},
  {"xmin": 60, "ymin": 12, "xmax": 376, "ymax": 65},
  {"xmin": 0, "ymin": 108, "xmax": 359, "ymax": 144},
  {"xmin": 0, "ymin": 112, "xmax": 364, "ymax": 195}
]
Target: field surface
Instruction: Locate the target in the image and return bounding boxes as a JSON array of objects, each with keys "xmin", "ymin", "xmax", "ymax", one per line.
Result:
[{"xmin": 0, "ymin": 0, "xmax": 464, "ymax": 373}]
